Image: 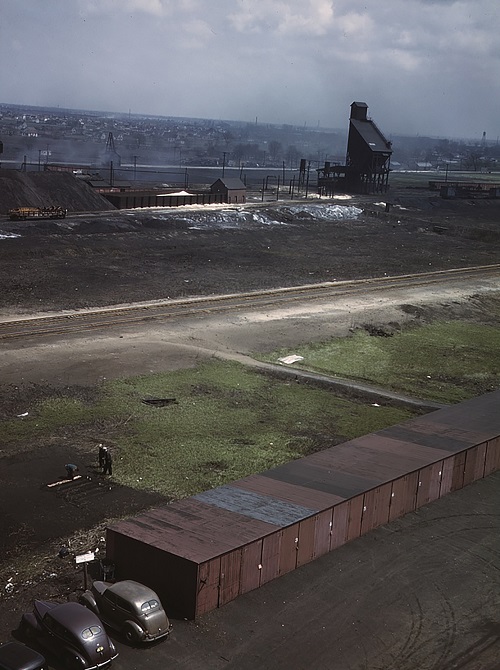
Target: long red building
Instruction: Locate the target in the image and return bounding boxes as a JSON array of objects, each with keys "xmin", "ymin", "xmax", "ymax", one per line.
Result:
[{"xmin": 107, "ymin": 390, "xmax": 500, "ymax": 619}]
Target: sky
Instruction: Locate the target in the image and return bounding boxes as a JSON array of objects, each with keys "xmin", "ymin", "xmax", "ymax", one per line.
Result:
[{"xmin": 0, "ymin": 0, "xmax": 499, "ymax": 140}]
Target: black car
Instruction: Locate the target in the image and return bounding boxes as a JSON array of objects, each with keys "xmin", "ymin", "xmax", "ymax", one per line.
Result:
[
  {"xmin": 0, "ymin": 642, "xmax": 47, "ymax": 670},
  {"xmin": 19, "ymin": 600, "xmax": 118, "ymax": 669}
]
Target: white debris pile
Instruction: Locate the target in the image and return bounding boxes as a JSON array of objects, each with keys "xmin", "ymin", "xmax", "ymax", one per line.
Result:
[
  {"xmin": 278, "ymin": 355, "xmax": 304, "ymax": 365},
  {"xmin": 153, "ymin": 202, "xmax": 363, "ymax": 230}
]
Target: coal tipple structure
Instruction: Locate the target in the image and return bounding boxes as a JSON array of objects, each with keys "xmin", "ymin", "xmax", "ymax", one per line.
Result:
[
  {"xmin": 107, "ymin": 390, "xmax": 500, "ymax": 620},
  {"xmin": 318, "ymin": 101, "xmax": 393, "ymax": 195}
]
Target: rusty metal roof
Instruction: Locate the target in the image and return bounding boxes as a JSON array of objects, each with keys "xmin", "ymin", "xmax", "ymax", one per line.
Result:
[
  {"xmin": 110, "ymin": 498, "xmax": 279, "ymax": 563},
  {"xmin": 108, "ymin": 390, "xmax": 500, "ymax": 566},
  {"xmin": 194, "ymin": 485, "xmax": 316, "ymax": 526},
  {"xmin": 232, "ymin": 474, "xmax": 345, "ymax": 509}
]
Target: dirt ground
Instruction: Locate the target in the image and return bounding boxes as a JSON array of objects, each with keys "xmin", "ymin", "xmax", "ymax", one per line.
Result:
[
  {"xmin": 1, "ymin": 184, "xmax": 500, "ymax": 668},
  {"xmin": 0, "ymin": 187, "xmax": 499, "ymax": 316}
]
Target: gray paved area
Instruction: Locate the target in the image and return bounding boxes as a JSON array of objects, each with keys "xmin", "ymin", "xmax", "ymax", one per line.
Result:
[{"xmin": 110, "ymin": 471, "xmax": 500, "ymax": 670}]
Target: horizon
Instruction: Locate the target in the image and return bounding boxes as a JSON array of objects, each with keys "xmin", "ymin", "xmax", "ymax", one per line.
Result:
[
  {"xmin": 1, "ymin": 1, "xmax": 498, "ymax": 143},
  {"xmin": 0, "ymin": 100, "xmax": 494, "ymax": 145}
]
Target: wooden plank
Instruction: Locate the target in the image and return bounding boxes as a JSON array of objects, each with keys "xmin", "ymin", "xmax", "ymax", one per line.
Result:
[
  {"xmin": 196, "ymin": 557, "xmax": 221, "ymax": 616},
  {"xmin": 389, "ymin": 472, "xmax": 418, "ymax": 521},
  {"xmin": 416, "ymin": 461, "xmax": 443, "ymax": 508},
  {"xmin": 279, "ymin": 524, "xmax": 299, "ymax": 576},
  {"xmin": 361, "ymin": 483, "xmax": 392, "ymax": 534},
  {"xmin": 313, "ymin": 509, "xmax": 333, "ymax": 559},
  {"xmin": 440, "ymin": 456, "xmax": 454, "ymax": 496},
  {"xmin": 219, "ymin": 549, "xmax": 242, "ymax": 606},
  {"xmin": 240, "ymin": 540, "xmax": 263, "ymax": 595},
  {"xmin": 463, "ymin": 443, "xmax": 487, "ymax": 486},
  {"xmin": 260, "ymin": 532, "xmax": 281, "ymax": 585},
  {"xmin": 297, "ymin": 517, "xmax": 316, "ymax": 568},
  {"xmin": 451, "ymin": 451, "xmax": 466, "ymax": 491},
  {"xmin": 484, "ymin": 437, "xmax": 500, "ymax": 475},
  {"xmin": 330, "ymin": 502, "xmax": 349, "ymax": 550},
  {"xmin": 347, "ymin": 495, "xmax": 364, "ymax": 542}
]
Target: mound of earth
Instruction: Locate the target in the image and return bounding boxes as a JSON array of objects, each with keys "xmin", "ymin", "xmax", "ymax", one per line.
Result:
[{"xmin": 0, "ymin": 170, "xmax": 115, "ymax": 214}]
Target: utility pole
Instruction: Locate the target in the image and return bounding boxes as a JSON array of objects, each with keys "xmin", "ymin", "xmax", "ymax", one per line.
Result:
[{"xmin": 222, "ymin": 152, "xmax": 226, "ymax": 177}]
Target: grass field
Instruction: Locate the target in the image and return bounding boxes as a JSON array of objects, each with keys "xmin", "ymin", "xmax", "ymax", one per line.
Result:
[
  {"xmin": 4, "ymin": 304, "xmax": 500, "ymax": 500},
  {"xmin": 2, "ymin": 360, "xmax": 415, "ymax": 498},
  {"xmin": 261, "ymin": 321, "xmax": 500, "ymax": 404}
]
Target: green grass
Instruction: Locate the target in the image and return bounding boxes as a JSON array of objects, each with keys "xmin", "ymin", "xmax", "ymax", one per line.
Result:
[
  {"xmin": 261, "ymin": 322, "xmax": 500, "ymax": 403},
  {"xmin": 5, "ymin": 318, "xmax": 498, "ymax": 500},
  {"xmin": 1, "ymin": 360, "xmax": 414, "ymax": 498}
]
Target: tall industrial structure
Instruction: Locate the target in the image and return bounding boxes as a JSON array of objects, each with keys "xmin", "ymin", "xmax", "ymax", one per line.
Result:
[{"xmin": 318, "ymin": 102, "xmax": 392, "ymax": 195}]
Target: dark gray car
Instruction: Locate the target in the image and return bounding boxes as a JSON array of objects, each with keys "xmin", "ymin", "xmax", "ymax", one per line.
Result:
[
  {"xmin": 80, "ymin": 580, "xmax": 171, "ymax": 643},
  {"xmin": 0, "ymin": 643, "xmax": 47, "ymax": 670},
  {"xmin": 19, "ymin": 600, "xmax": 118, "ymax": 669}
]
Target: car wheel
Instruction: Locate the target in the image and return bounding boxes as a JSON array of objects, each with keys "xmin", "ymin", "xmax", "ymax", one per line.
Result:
[
  {"xmin": 122, "ymin": 620, "xmax": 143, "ymax": 643},
  {"xmin": 18, "ymin": 618, "xmax": 33, "ymax": 640}
]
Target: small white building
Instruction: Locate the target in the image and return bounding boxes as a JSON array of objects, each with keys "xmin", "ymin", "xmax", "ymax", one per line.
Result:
[{"xmin": 210, "ymin": 178, "xmax": 246, "ymax": 204}]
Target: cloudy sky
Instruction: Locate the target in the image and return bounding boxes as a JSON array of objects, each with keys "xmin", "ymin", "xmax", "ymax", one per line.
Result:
[{"xmin": 1, "ymin": 0, "xmax": 498, "ymax": 139}]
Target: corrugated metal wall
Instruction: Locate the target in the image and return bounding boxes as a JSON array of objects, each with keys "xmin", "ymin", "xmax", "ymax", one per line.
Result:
[
  {"xmin": 107, "ymin": 390, "xmax": 500, "ymax": 619},
  {"xmin": 104, "ymin": 191, "xmax": 225, "ymax": 209}
]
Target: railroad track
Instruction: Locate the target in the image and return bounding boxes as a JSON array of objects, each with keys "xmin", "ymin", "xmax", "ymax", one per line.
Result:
[{"xmin": 1, "ymin": 264, "xmax": 500, "ymax": 341}]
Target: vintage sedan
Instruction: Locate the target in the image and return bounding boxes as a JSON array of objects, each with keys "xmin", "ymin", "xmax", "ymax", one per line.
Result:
[
  {"xmin": 79, "ymin": 580, "xmax": 171, "ymax": 643},
  {"xmin": 19, "ymin": 601, "xmax": 118, "ymax": 669},
  {"xmin": 0, "ymin": 642, "xmax": 47, "ymax": 670}
]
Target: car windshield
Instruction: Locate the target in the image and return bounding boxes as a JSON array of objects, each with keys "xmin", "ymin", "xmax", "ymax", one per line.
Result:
[
  {"xmin": 140, "ymin": 599, "xmax": 159, "ymax": 612},
  {"xmin": 81, "ymin": 625, "xmax": 102, "ymax": 639}
]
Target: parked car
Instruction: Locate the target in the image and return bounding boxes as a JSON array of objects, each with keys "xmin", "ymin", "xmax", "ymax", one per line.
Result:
[
  {"xmin": 79, "ymin": 580, "xmax": 171, "ymax": 643},
  {"xmin": 0, "ymin": 642, "xmax": 47, "ymax": 670},
  {"xmin": 19, "ymin": 600, "xmax": 118, "ymax": 669}
]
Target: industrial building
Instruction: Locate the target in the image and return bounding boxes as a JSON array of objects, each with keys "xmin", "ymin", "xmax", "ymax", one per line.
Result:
[
  {"xmin": 318, "ymin": 102, "xmax": 393, "ymax": 195},
  {"xmin": 107, "ymin": 389, "xmax": 500, "ymax": 620}
]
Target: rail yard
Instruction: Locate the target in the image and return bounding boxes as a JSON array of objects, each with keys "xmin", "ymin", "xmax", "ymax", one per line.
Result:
[{"xmin": 1, "ymin": 173, "xmax": 500, "ymax": 669}]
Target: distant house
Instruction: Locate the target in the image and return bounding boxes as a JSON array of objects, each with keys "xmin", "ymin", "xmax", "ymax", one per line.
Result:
[{"xmin": 210, "ymin": 177, "xmax": 246, "ymax": 204}]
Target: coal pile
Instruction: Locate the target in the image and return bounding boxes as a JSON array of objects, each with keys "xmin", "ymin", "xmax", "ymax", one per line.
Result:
[{"xmin": 0, "ymin": 170, "xmax": 115, "ymax": 214}]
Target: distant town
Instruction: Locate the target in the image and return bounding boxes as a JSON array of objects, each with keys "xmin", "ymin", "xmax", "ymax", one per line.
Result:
[{"xmin": 1, "ymin": 102, "xmax": 498, "ymax": 175}]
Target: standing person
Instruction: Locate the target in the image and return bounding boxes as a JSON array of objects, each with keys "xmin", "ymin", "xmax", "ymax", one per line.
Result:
[
  {"xmin": 103, "ymin": 449, "xmax": 113, "ymax": 476},
  {"xmin": 65, "ymin": 463, "xmax": 79, "ymax": 480},
  {"xmin": 98, "ymin": 444, "xmax": 106, "ymax": 469}
]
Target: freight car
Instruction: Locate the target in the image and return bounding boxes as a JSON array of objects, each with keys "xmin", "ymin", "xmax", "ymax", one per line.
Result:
[{"xmin": 8, "ymin": 206, "xmax": 67, "ymax": 221}]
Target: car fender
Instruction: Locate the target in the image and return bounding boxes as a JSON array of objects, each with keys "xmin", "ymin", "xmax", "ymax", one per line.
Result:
[
  {"xmin": 19, "ymin": 612, "xmax": 40, "ymax": 638},
  {"xmin": 122, "ymin": 620, "xmax": 145, "ymax": 643},
  {"xmin": 79, "ymin": 591, "xmax": 99, "ymax": 615},
  {"xmin": 62, "ymin": 646, "xmax": 88, "ymax": 670}
]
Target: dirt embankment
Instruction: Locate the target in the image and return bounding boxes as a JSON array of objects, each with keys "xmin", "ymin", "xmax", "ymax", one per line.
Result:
[{"xmin": 0, "ymin": 170, "xmax": 115, "ymax": 214}]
